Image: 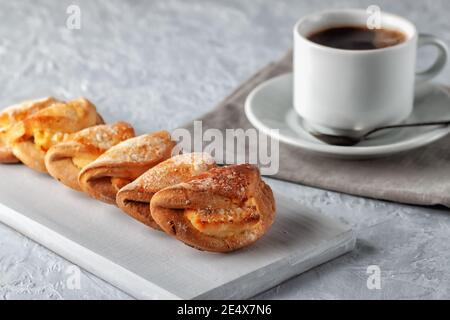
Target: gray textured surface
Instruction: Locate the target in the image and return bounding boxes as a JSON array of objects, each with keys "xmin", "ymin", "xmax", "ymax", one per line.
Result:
[{"xmin": 0, "ymin": 0, "xmax": 450, "ymax": 300}]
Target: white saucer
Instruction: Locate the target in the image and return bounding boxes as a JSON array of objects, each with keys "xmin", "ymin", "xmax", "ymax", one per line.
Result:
[{"xmin": 245, "ymin": 73, "xmax": 450, "ymax": 159}]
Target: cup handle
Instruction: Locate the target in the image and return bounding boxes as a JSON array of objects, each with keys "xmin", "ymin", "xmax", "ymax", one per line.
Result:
[{"xmin": 415, "ymin": 34, "xmax": 448, "ymax": 84}]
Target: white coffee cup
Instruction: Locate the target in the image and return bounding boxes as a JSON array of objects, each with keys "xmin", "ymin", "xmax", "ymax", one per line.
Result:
[{"xmin": 293, "ymin": 9, "xmax": 448, "ymax": 136}]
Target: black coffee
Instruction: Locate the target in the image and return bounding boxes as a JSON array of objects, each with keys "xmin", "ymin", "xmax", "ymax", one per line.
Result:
[{"xmin": 308, "ymin": 26, "xmax": 406, "ymax": 50}]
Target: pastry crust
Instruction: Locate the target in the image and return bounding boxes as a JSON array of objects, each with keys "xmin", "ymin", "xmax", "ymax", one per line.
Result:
[
  {"xmin": 0, "ymin": 97, "xmax": 59, "ymax": 163},
  {"xmin": 45, "ymin": 122, "xmax": 135, "ymax": 191},
  {"xmin": 116, "ymin": 153, "xmax": 216, "ymax": 230},
  {"xmin": 78, "ymin": 131, "xmax": 175, "ymax": 204},
  {"xmin": 150, "ymin": 164, "xmax": 276, "ymax": 253},
  {"xmin": 9, "ymin": 97, "xmax": 104, "ymax": 173}
]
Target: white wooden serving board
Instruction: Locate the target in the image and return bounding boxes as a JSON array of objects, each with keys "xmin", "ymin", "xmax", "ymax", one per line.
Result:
[{"xmin": 0, "ymin": 165, "xmax": 355, "ymax": 299}]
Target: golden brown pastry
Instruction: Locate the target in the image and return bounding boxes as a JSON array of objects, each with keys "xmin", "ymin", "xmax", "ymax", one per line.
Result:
[
  {"xmin": 45, "ymin": 122, "xmax": 135, "ymax": 191},
  {"xmin": 8, "ymin": 97, "xmax": 104, "ymax": 173},
  {"xmin": 116, "ymin": 153, "xmax": 216, "ymax": 230},
  {"xmin": 0, "ymin": 97, "xmax": 59, "ymax": 163},
  {"xmin": 78, "ymin": 131, "xmax": 175, "ymax": 204},
  {"xmin": 150, "ymin": 164, "xmax": 276, "ymax": 253}
]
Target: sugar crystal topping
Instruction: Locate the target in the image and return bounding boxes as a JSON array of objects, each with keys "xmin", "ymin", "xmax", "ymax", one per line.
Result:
[
  {"xmin": 72, "ymin": 122, "xmax": 133, "ymax": 151},
  {"xmin": 138, "ymin": 152, "xmax": 214, "ymax": 190},
  {"xmin": 98, "ymin": 132, "xmax": 172, "ymax": 162},
  {"xmin": 183, "ymin": 164, "xmax": 255, "ymax": 200}
]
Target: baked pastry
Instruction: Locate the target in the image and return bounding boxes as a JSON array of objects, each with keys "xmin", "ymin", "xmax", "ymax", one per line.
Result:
[
  {"xmin": 8, "ymin": 97, "xmax": 104, "ymax": 173},
  {"xmin": 45, "ymin": 122, "xmax": 135, "ymax": 191},
  {"xmin": 150, "ymin": 164, "xmax": 276, "ymax": 252},
  {"xmin": 0, "ymin": 97, "xmax": 59, "ymax": 163},
  {"xmin": 78, "ymin": 131, "xmax": 175, "ymax": 204},
  {"xmin": 116, "ymin": 153, "xmax": 216, "ymax": 230}
]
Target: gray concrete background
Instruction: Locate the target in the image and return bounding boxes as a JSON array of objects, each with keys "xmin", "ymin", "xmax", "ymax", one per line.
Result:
[{"xmin": 1, "ymin": 0, "xmax": 450, "ymax": 299}]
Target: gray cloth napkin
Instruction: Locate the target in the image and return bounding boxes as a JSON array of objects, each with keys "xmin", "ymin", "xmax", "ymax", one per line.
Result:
[{"xmin": 184, "ymin": 50, "xmax": 450, "ymax": 208}]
